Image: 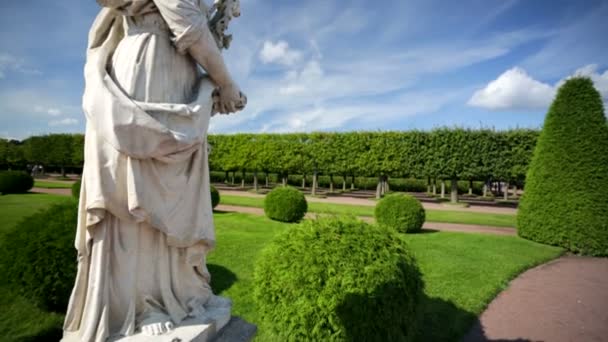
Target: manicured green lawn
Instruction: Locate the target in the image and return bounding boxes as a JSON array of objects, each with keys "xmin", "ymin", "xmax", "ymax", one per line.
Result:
[
  {"xmin": 221, "ymin": 194, "xmax": 517, "ymax": 228},
  {"xmin": 0, "ymin": 194, "xmax": 561, "ymax": 341},
  {"xmin": 33, "ymin": 180, "xmax": 75, "ymax": 189},
  {"xmin": 209, "ymin": 213, "xmax": 561, "ymax": 341},
  {"xmin": 0, "ymin": 193, "xmax": 70, "ymax": 230}
]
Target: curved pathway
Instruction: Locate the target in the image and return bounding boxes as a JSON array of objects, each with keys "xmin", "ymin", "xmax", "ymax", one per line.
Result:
[
  {"xmin": 216, "ymin": 204, "xmax": 516, "ymax": 236},
  {"xmin": 31, "ymin": 187, "xmax": 72, "ymax": 196},
  {"xmin": 219, "ymin": 189, "xmax": 517, "ymax": 215},
  {"xmin": 30, "ymin": 187, "xmax": 516, "ymax": 236},
  {"xmin": 464, "ymin": 255, "xmax": 608, "ymax": 342}
]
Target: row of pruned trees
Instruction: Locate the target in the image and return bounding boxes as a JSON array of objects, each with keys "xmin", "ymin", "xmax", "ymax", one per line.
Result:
[
  {"xmin": 208, "ymin": 129, "xmax": 539, "ymax": 200},
  {"xmin": 0, "ymin": 134, "xmax": 84, "ymax": 176},
  {"xmin": 0, "ymin": 129, "xmax": 538, "ymax": 201}
]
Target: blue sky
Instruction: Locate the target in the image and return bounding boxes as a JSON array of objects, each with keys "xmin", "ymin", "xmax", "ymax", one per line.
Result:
[{"xmin": 0, "ymin": 0, "xmax": 607, "ymax": 139}]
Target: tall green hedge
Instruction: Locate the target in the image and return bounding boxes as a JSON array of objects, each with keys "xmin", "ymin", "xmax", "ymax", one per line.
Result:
[
  {"xmin": 4, "ymin": 130, "xmax": 537, "ymax": 188},
  {"xmin": 0, "ymin": 200, "xmax": 78, "ymax": 311},
  {"xmin": 517, "ymin": 77, "xmax": 608, "ymax": 256}
]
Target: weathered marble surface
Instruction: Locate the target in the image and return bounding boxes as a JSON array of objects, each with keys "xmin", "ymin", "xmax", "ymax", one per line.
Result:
[{"xmin": 62, "ymin": 1, "xmax": 245, "ymax": 341}]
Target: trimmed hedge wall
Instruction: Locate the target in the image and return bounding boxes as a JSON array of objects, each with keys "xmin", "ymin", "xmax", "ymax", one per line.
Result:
[
  {"xmin": 211, "ymin": 171, "xmax": 486, "ymax": 195},
  {"xmin": 0, "ymin": 171, "xmax": 34, "ymax": 194},
  {"xmin": 264, "ymin": 186, "xmax": 308, "ymax": 223},
  {"xmin": 254, "ymin": 217, "xmax": 423, "ymax": 341},
  {"xmin": 375, "ymin": 194, "xmax": 426, "ymax": 233},
  {"xmin": 517, "ymin": 77, "xmax": 608, "ymax": 256},
  {"xmin": 0, "ymin": 200, "xmax": 78, "ymax": 311}
]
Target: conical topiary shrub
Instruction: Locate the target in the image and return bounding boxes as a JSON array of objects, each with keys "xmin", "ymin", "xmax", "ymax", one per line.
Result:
[{"xmin": 517, "ymin": 77, "xmax": 608, "ymax": 256}]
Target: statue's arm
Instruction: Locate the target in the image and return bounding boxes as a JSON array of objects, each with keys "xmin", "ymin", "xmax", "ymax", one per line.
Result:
[{"xmin": 153, "ymin": 0, "xmax": 243, "ymax": 113}]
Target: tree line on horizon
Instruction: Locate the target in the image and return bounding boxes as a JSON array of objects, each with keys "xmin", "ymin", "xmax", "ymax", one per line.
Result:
[
  {"xmin": 0, "ymin": 128, "xmax": 538, "ymax": 199},
  {"xmin": 208, "ymin": 129, "xmax": 538, "ymax": 199}
]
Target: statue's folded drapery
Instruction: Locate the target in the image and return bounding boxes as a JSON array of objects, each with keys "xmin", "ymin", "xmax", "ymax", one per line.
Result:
[{"xmin": 63, "ymin": 2, "xmax": 222, "ymax": 341}]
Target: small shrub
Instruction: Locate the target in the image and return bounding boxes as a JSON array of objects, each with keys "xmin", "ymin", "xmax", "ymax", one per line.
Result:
[
  {"xmin": 375, "ymin": 193, "xmax": 426, "ymax": 233},
  {"xmin": 210, "ymin": 185, "xmax": 220, "ymax": 209},
  {"xmin": 264, "ymin": 186, "xmax": 307, "ymax": 223},
  {"xmin": 0, "ymin": 200, "xmax": 78, "ymax": 311},
  {"xmin": 254, "ymin": 217, "xmax": 423, "ymax": 341},
  {"xmin": 0, "ymin": 171, "xmax": 34, "ymax": 194},
  {"xmin": 71, "ymin": 180, "xmax": 81, "ymax": 199}
]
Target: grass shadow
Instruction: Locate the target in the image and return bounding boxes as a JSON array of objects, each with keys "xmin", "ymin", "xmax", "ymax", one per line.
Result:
[
  {"xmin": 212, "ymin": 210, "xmax": 231, "ymax": 215},
  {"xmin": 208, "ymin": 263, "xmax": 238, "ymax": 295},
  {"xmin": 14, "ymin": 326, "xmax": 62, "ymax": 342},
  {"xmin": 415, "ymin": 228, "xmax": 440, "ymax": 235},
  {"xmin": 463, "ymin": 320, "xmax": 531, "ymax": 342},
  {"xmin": 334, "ymin": 280, "xmax": 504, "ymax": 342}
]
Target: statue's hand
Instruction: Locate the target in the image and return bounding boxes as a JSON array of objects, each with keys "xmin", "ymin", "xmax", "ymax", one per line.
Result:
[{"xmin": 216, "ymin": 82, "xmax": 245, "ymax": 114}]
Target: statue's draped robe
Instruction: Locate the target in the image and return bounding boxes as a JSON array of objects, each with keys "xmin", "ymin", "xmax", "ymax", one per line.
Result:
[{"xmin": 63, "ymin": 1, "xmax": 218, "ymax": 341}]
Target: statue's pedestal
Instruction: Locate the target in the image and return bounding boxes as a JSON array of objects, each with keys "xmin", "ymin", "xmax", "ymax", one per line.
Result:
[{"xmin": 111, "ymin": 306, "xmax": 235, "ymax": 342}]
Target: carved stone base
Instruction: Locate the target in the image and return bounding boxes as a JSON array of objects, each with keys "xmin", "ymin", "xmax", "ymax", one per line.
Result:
[{"xmin": 111, "ymin": 306, "xmax": 231, "ymax": 342}]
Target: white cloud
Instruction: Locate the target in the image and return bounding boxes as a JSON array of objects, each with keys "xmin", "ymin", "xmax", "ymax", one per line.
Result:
[
  {"xmin": 34, "ymin": 105, "xmax": 63, "ymax": 116},
  {"xmin": 47, "ymin": 108, "xmax": 62, "ymax": 116},
  {"xmin": 48, "ymin": 118, "xmax": 78, "ymax": 126},
  {"xmin": 279, "ymin": 60, "xmax": 324, "ymax": 95},
  {"xmin": 0, "ymin": 52, "xmax": 40, "ymax": 78},
  {"xmin": 469, "ymin": 65, "xmax": 608, "ymax": 111},
  {"xmin": 468, "ymin": 67, "xmax": 555, "ymax": 110},
  {"xmin": 259, "ymin": 40, "xmax": 302, "ymax": 66}
]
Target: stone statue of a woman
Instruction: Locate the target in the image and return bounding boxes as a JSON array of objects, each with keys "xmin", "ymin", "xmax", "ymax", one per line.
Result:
[{"xmin": 62, "ymin": 1, "xmax": 245, "ymax": 341}]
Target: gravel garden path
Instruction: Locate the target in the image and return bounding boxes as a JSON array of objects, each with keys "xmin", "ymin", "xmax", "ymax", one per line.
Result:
[
  {"xmin": 464, "ymin": 255, "xmax": 608, "ymax": 342},
  {"xmin": 216, "ymin": 204, "xmax": 517, "ymax": 236},
  {"xmin": 31, "ymin": 187, "xmax": 72, "ymax": 196},
  {"xmin": 219, "ymin": 189, "xmax": 517, "ymax": 215}
]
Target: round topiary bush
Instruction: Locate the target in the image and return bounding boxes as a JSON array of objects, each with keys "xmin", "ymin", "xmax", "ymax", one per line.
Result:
[
  {"xmin": 518, "ymin": 77, "xmax": 608, "ymax": 256},
  {"xmin": 375, "ymin": 193, "xmax": 426, "ymax": 233},
  {"xmin": 254, "ymin": 217, "xmax": 423, "ymax": 341},
  {"xmin": 210, "ymin": 185, "xmax": 220, "ymax": 209},
  {"xmin": 71, "ymin": 180, "xmax": 81, "ymax": 199},
  {"xmin": 0, "ymin": 171, "xmax": 34, "ymax": 194},
  {"xmin": 0, "ymin": 200, "xmax": 78, "ymax": 311},
  {"xmin": 263, "ymin": 186, "xmax": 307, "ymax": 223}
]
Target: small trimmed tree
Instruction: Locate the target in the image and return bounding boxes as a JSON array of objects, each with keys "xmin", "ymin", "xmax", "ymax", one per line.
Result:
[
  {"xmin": 517, "ymin": 77, "xmax": 608, "ymax": 256},
  {"xmin": 375, "ymin": 194, "xmax": 426, "ymax": 233},
  {"xmin": 264, "ymin": 187, "xmax": 307, "ymax": 223},
  {"xmin": 254, "ymin": 217, "xmax": 423, "ymax": 341}
]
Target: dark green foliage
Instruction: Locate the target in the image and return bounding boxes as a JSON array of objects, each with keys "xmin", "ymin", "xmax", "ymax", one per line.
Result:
[
  {"xmin": 264, "ymin": 186, "xmax": 307, "ymax": 223},
  {"xmin": 254, "ymin": 217, "xmax": 423, "ymax": 341},
  {"xmin": 0, "ymin": 171, "xmax": 34, "ymax": 194},
  {"xmin": 518, "ymin": 78, "xmax": 608, "ymax": 256},
  {"xmin": 9, "ymin": 130, "xmax": 541, "ymax": 192},
  {"xmin": 210, "ymin": 185, "xmax": 220, "ymax": 209},
  {"xmin": 71, "ymin": 180, "xmax": 81, "ymax": 199},
  {"xmin": 389, "ymin": 178, "xmax": 427, "ymax": 192},
  {"xmin": 375, "ymin": 194, "xmax": 426, "ymax": 233},
  {"xmin": 0, "ymin": 200, "xmax": 78, "ymax": 311}
]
